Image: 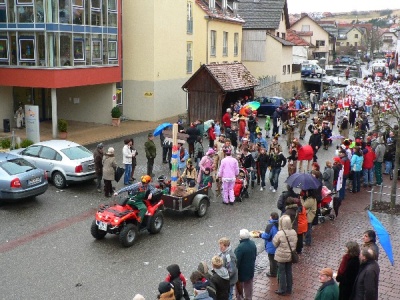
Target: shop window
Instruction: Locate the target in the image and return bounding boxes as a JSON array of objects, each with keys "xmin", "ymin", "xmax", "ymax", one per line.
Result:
[
  {"xmin": 92, "ymin": 40, "xmax": 101, "ymax": 61},
  {"xmin": 0, "ymin": 38, "xmax": 8, "ymax": 60},
  {"xmin": 108, "ymin": 40, "xmax": 117, "ymax": 60},
  {"xmin": 19, "ymin": 37, "xmax": 35, "ymax": 61},
  {"xmin": 73, "ymin": 39, "xmax": 84, "ymax": 60},
  {"xmin": 59, "ymin": 0, "xmax": 71, "ymax": 24}
]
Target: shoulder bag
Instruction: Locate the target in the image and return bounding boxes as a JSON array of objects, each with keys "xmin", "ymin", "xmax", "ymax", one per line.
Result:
[{"xmin": 282, "ymin": 229, "xmax": 299, "ymax": 263}]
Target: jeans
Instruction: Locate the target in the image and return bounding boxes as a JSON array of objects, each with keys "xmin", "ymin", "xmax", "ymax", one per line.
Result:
[
  {"xmin": 260, "ymin": 168, "xmax": 267, "ymax": 187},
  {"xmin": 269, "ymin": 167, "xmax": 281, "ymax": 189},
  {"xmin": 305, "ymin": 223, "xmax": 312, "ymax": 245},
  {"xmin": 124, "ymin": 164, "xmax": 132, "ymax": 185},
  {"xmin": 352, "ymin": 170, "xmax": 361, "ymax": 192},
  {"xmin": 339, "ymin": 176, "xmax": 347, "ymax": 200},
  {"xmin": 277, "ymin": 262, "xmax": 293, "ymax": 294},
  {"xmin": 385, "ymin": 160, "xmax": 393, "ymax": 174},
  {"xmin": 363, "ymin": 167, "xmax": 374, "ymax": 186},
  {"xmin": 374, "ymin": 162, "xmax": 382, "ymax": 185},
  {"xmin": 96, "ymin": 174, "xmax": 102, "ymax": 189},
  {"xmin": 249, "ymin": 132, "xmax": 255, "ymax": 143},
  {"xmin": 272, "ymin": 126, "xmax": 279, "ymax": 136},
  {"xmin": 268, "ymin": 253, "xmax": 278, "ymax": 276}
]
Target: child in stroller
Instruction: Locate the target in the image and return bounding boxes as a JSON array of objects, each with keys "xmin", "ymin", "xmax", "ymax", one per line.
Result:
[
  {"xmin": 234, "ymin": 167, "xmax": 250, "ymax": 202},
  {"xmin": 317, "ymin": 186, "xmax": 336, "ymax": 223}
]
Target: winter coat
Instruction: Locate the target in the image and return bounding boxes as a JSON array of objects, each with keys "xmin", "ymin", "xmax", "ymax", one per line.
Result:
[
  {"xmin": 314, "ymin": 279, "xmax": 339, "ymax": 300},
  {"xmin": 260, "ymin": 219, "xmax": 279, "ymax": 254},
  {"xmin": 186, "ymin": 126, "xmax": 200, "ymax": 144},
  {"xmin": 322, "ymin": 166, "xmax": 334, "ymax": 190},
  {"xmin": 122, "ymin": 144, "xmax": 133, "ymax": 164},
  {"xmin": 218, "ymin": 156, "xmax": 239, "ymax": 179},
  {"xmin": 178, "ymin": 147, "xmax": 189, "ymax": 170},
  {"xmin": 362, "ymin": 146, "xmax": 376, "ymax": 169},
  {"xmin": 336, "ymin": 255, "xmax": 360, "ymax": 300},
  {"xmin": 144, "ymin": 139, "xmax": 156, "ymax": 159},
  {"xmin": 194, "ymin": 291, "xmax": 214, "ymax": 300},
  {"xmin": 340, "ymin": 156, "xmax": 351, "ymax": 177},
  {"xmin": 374, "ymin": 144, "xmax": 386, "ymax": 162},
  {"xmin": 277, "ymin": 190, "xmax": 298, "ymax": 213},
  {"xmin": 268, "ymin": 152, "xmax": 287, "ymax": 169},
  {"xmin": 309, "ymin": 133, "xmax": 322, "ymax": 150},
  {"xmin": 159, "ymin": 289, "xmax": 176, "ymax": 300},
  {"xmin": 297, "ymin": 206, "xmax": 308, "ymax": 234},
  {"xmin": 219, "ymin": 246, "xmax": 238, "ymax": 286},
  {"xmin": 234, "ymin": 238, "xmax": 257, "ymax": 282},
  {"xmin": 351, "ymin": 153, "xmax": 364, "ymax": 172},
  {"xmin": 302, "ymin": 196, "xmax": 317, "ymax": 223},
  {"xmin": 272, "ymin": 215, "xmax": 297, "ymax": 263},
  {"xmin": 166, "ymin": 264, "xmax": 190, "ymax": 300},
  {"xmin": 351, "ymin": 259, "xmax": 380, "ymax": 300},
  {"xmin": 283, "ymin": 204, "xmax": 298, "ymax": 232},
  {"xmin": 210, "ymin": 268, "xmax": 230, "ymax": 300},
  {"xmin": 272, "ymin": 110, "xmax": 281, "ymax": 127},
  {"xmin": 102, "ymin": 154, "xmax": 117, "ymax": 181},
  {"xmin": 194, "ymin": 141, "xmax": 204, "ymax": 160},
  {"xmin": 93, "ymin": 148, "xmax": 103, "ymax": 176}
]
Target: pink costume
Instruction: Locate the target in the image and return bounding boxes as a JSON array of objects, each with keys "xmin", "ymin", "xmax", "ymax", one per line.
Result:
[{"xmin": 218, "ymin": 156, "xmax": 239, "ymax": 203}]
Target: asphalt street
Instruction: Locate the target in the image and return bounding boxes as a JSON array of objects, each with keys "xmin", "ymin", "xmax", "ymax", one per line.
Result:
[{"xmin": 0, "ymin": 117, "xmax": 345, "ymax": 299}]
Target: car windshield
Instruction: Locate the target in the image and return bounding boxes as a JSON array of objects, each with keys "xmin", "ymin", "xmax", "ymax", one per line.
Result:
[
  {"xmin": 61, "ymin": 146, "xmax": 92, "ymax": 160},
  {"xmin": 0, "ymin": 158, "xmax": 35, "ymax": 175}
]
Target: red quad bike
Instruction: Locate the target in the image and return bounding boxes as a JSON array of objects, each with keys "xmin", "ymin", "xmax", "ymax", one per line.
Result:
[{"xmin": 91, "ymin": 190, "xmax": 164, "ymax": 247}]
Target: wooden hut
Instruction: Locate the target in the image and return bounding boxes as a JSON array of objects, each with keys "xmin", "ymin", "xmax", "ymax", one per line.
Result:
[{"xmin": 182, "ymin": 62, "xmax": 259, "ymax": 124}]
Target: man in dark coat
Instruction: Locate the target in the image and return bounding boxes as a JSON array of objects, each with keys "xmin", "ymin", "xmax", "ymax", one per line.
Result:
[
  {"xmin": 234, "ymin": 229, "xmax": 257, "ymax": 300},
  {"xmin": 351, "ymin": 247, "xmax": 380, "ymax": 300},
  {"xmin": 93, "ymin": 143, "xmax": 104, "ymax": 193},
  {"xmin": 186, "ymin": 122, "xmax": 201, "ymax": 158},
  {"xmin": 272, "ymin": 108, "xmax": 281, "ymax": 136},
  {"xmin": 309, "ymin": 129, "xmax": 322, "ymax": 162}
]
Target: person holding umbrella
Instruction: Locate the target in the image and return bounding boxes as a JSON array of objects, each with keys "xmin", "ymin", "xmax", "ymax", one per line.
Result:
[{"xmin": 302, "ymin": 189, "xmax": 317, "ymax": 247}]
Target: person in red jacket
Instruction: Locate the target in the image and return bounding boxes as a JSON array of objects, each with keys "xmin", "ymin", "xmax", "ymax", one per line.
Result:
[
  {"xmin": 362, "ymin": 142, "xmax": 376, "ymax": 187},
  {"xmin": 339, "ymin": 150, "xmax": 350, "ymax": 200},
  {"xmin": 222, "ymin": 108, "xmax": 232, "ymax": 129},
  {"xmin": 208, "ymin": 123, "xmax": 216, "ymax": 148}
]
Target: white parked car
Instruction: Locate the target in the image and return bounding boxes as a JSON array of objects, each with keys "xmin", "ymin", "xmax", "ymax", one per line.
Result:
[{"xmin": 11, "ymin": 140, "xmax": 96, "ymax": 189}]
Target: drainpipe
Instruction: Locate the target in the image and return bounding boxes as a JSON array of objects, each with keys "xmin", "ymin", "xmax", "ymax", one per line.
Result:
[{"xmin": 206, "ymin": 16, "xmax": 210, "ymax": 64}]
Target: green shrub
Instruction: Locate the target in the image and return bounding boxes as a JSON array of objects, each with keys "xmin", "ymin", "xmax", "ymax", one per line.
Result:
[
  {"xmin": 1, "ymin": 138, "xmax": 11, "ymax": 149},
  {"xmin": 20, "ymin": 139, "xmax": 34, "ymax": 148},
  {"xmin": 57, "ymin": 119, "xmax": 68, "ymax": 132},
  {"xmin": 111, "ymin": 106, "xmax": 122, "ymax": 118}
]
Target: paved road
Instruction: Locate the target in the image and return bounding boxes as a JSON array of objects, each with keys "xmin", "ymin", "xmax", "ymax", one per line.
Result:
[{"xmin": 0, "ymin": 117, "xmax": 385, "ymax": 299}]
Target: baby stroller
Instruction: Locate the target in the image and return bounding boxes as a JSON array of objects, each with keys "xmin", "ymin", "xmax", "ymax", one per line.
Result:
[
  {"xmin": 317, "ymin": 186, "xmax": 336, "ymax": 223},
  {"xmin": 234, "ymin": 168, "xmax": 249, "ymax": 202}
]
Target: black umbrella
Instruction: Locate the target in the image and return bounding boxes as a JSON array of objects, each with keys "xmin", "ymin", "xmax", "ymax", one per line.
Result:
[{"xmin": 285, "ymin": 173, "xmax": 321, "ymax": 190}]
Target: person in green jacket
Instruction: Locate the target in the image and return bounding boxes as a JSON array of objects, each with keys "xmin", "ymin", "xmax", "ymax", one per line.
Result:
[
  {"xmin": 145, "ymin": 132, "xmax": 157, "ymax": 176},
  {"xmin": 314, "ymin": 267, "xmax": 339, "ymax": 300},
  {"xmin": 264, "ymin": 115, "xmax": 271, "ymax": 138}
]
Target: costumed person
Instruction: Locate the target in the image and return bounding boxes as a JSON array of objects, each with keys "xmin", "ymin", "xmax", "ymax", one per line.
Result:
[
  {"xmin": 230, "ymin": 112, "xmax": 239, "ymax": 130},
  {"xmin": 292, "ymin": 139, "xmax": 313, "ymax": 172},
  {"xmin": 181, "ymin": 159, "xmax": 197, "ymax": 186},
  {"xmin": 218, "ymin": 148, "xmax": 239, "ymax": 205},
  {"xmin": 284, "ymin": 117, "xmax": 296, "ymax": 147},
  {"xmin": 198, "ymin": 148, "xmax": 215, "ymax": 185},
  {"xmin": 238, "ymin": 115, "xmax": 247, "ymax": 141},
  {"xmin": 286, "ymin": 140, "xmax": 298, "ymax": 176},
  {"xmin": 222, "ymin": 108, "xmax": 232, "ymax": 129},
  {"xmin": 113, "ymin": 175, "xmax": 156, "ymax": 223},
  {"xmin": 264, "ymin": 115, "xmax": 271, "ymax": 138},
  {"xmin": 297, "ymin": 110, "xmax": 308, "ymax": 140}
]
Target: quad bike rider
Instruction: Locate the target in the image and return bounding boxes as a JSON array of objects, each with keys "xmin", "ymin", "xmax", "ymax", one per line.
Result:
[{"xmin": 114, "ymin": 174, "xmax": 156, "ymax": 223}]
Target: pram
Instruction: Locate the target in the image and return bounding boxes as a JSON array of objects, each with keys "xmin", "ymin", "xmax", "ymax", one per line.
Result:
[
  {"xmin": 234, "ymin": 168, "xmax": 249, "ymax": 202},
  {"xmin": 317, "ymin": 186, "xmax": 336, "ymax": 223}
]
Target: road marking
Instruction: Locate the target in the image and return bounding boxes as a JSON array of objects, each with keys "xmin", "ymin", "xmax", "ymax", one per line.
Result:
[{"xmin": 0, "ymin": 208, "xmax": 95, "ymax": 254}]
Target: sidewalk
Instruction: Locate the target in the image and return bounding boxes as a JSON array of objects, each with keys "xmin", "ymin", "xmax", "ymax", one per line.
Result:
[
  {"xmin": 251, "ymin": 179, "xmax": 400, "ymax": 299},
  {"xmin": 0, "ymin": 116, "xmax": 178, "ymax": 147}
]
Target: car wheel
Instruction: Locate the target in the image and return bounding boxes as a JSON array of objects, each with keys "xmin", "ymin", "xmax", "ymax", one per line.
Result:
[
  {"xmin": 147, "ymin": 211, "xmax": 164, "ymax": 234},
  {"xmin": 119, "ymin": 223, "xmax": 138, "ymax": 247},
  {"xmin": 90, "ymin": 220, "xmax": 107, "ymax": 239},
  {"xmin": 195, "ymin": 198, "xmax": 208, "ymax": 217},
  {"xmin": 52, "ymin": 171, "xmax": 66, "ymax": 189}
]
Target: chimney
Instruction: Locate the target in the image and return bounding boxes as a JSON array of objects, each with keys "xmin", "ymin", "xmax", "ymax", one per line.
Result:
[
  {"xmin": 233, "ymin": 0, "xmax": 238, "ymax": 16},
  {"xmin": 222, "ymin": 0, "xmax": 227, "ymax": 13}
]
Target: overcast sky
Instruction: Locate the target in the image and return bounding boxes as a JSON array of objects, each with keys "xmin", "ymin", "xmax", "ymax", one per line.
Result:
[{"xmin": 287, "ymin": 0, "xmax": 400, "ymax": 14}]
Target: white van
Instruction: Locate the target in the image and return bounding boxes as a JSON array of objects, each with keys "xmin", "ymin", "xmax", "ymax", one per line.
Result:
[{"xmin": 301, "ymin": 60, "xmax": 326, "ymax": 78}]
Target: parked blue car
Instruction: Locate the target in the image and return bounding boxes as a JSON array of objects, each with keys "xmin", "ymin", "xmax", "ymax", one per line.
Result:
[{"xmin": 255, "ymin": 96, "xmax": 286, "ymax": 116}]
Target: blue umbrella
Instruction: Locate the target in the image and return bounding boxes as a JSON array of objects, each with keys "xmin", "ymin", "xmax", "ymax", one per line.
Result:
[
  {"xmin": 285, "ymin": 172, "xmax": 321, "ymax": 190},
  {"xmin": 367, "ymin": 210, "xmax": 394, "ymax": 266},
  {"xmin": 153, "ymin": 123, "xmax": 172, "ymax": 137}
]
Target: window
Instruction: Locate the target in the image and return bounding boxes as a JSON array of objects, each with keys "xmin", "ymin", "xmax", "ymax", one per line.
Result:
[
  {"xmin": 91, "ymin": 0, "xmax": 101, "ymax": 25},
  {"xmin": 301, "ymin": 25, "xmax": 310, "ymax": 31},
  {"xmin": 73, "ymin": 39, "xmax": 84, "ymax": 60},
  {"xmin": 60, "ymin": 34, "xmax": 72, "ymax": 66},
  {"xmin": 187, "ymin": 1, "xmax": 193, "ymax": 34},
  {"xmin": 108, "ymin": 0, "xmax": 117, "ymax": 27},
  {"xmin": 355, "ymin": 42, "xmax": 358, "ymax": 47},
  {"xmin": 336, "ymin": 41, "xmax": 341, "ymax": 46},
  {"xmin": 210, "ymin": 30, "xmax": 216, "ymax": 56},
  {"xmin": 17, "ymin": 1, "xmax": 34, "ymax": 23},
  {"xmin": 59, "ymin": 0, "xmax": 71, "ymax": 24},
  {"xmin": 287, "ymin": 65, "xmax": 290, "ymax": 74},
  {"xmin": 108, "ymin": 0, "xmax": 117, "ymax": 11},
  {"xmin": 276, "ymin": 32, "xmax": 279, "ymax": 37},
  {"xmin": 355, "ymin": 34, "xmax": 358, "ymax": 38},
  {"xmin": 186, "ymin": 42, "xmax": 192, "ymax": 73},
  {"xmin": 73, "ymin": 0, "xmax": 84, "ymax": 24},
  {"xmin": 19, "ymin": 37, "xmax": 35, "ymax": 61},
  {"xmin": 316, "ymin": 40, "xmax": 325, "ymax": 47},
  {"xmin": 223, "ymin": 32, "xmax": 228, "ymax": 56},
  {"xmin": 108, "ymin": 40, "xmax": 117, "ymax": 59},
  {"xmin": 282, "ymin": 65, "xmax": 286, "ymax": 75},
  {"xmin": 92, "ymin": 40, "xmax": 101, "ymax": 61},
  {"xmin": 234, "ymin": 32, "xmax": 239, "ymax": 57},
  {"xmin": 281, "ymin": 33, "xmax": 286, "ymax": 40},
  {"xmin": 39, "ymin": 147, "xmax": 57, "ymax": 160},
  {"xmin": 0, "ymin": 38, "xmax": 8, "ymax": 60},
  {"xmin": 0, "ymin": 2, "xmax": 7, "ymax": 23}
]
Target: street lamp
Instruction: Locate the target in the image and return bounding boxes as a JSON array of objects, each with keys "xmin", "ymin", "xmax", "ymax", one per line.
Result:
[{"xmin": 319, "ymin": 57, "xmax": 327, "ymax": 100}]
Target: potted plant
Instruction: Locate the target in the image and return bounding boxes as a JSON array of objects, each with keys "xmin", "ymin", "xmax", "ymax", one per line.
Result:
[
  {"xmin": 111, "ymin": 106, "xmax": 122, "ymax": 127},
  {"xmin": 58, "ymin": 119, "xmax": 68, "ymax": 139}
]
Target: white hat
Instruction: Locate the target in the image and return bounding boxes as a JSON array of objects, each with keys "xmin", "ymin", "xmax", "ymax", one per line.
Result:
[
  {"xmin": 132, "ymin": 294, "xmax": 145, "ymax": 300},
  {"xmin": 106, "ymin": 147, "xmax": 115, "ymax": 155},
  {"xmin": 239, "ymin": 229, "xmax": 250, "ymax": 240}
]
